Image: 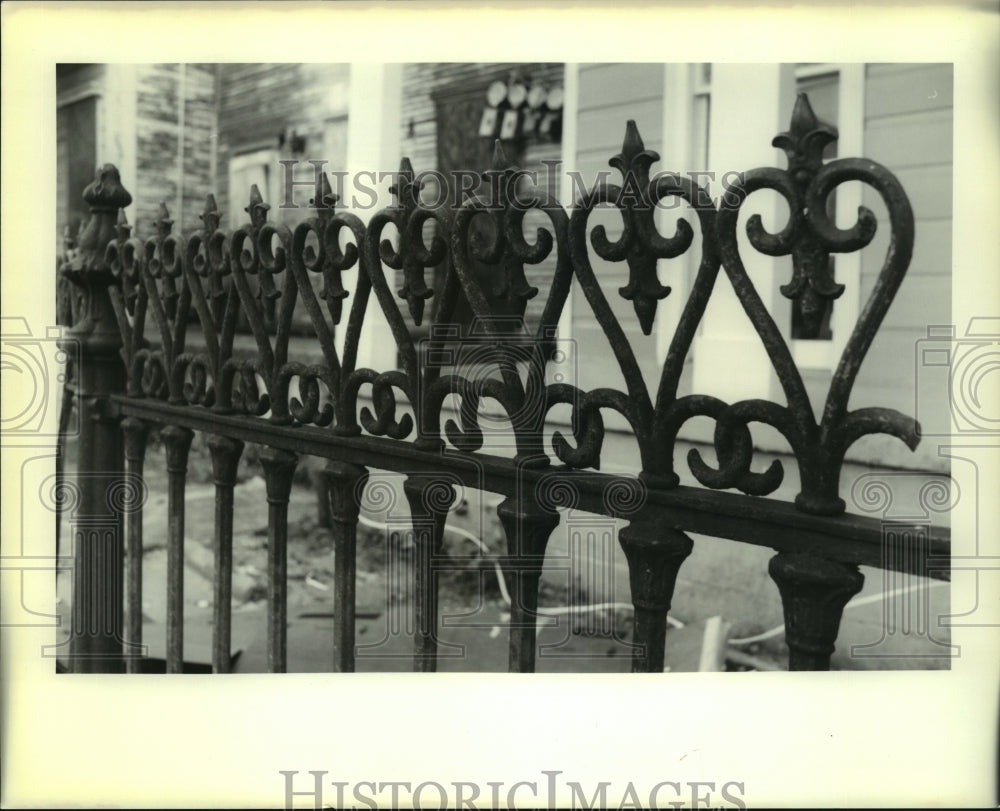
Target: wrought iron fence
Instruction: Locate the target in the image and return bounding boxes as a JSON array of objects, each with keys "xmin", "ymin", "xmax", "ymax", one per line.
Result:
[{"xmin": 58, "ymin": 93, "xmax": 950, "ymax": 674}]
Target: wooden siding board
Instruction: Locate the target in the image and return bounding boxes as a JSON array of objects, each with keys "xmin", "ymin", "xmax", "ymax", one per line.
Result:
[
  {"xmin": 865, "ymin": 63, "xmax": 953, "ymax": 119},
  {"xmin": 864, "ymin": 109, "xmax": 953, "ymax": 171},
  {"xmin": 575, "ymin": 63, "xmax": 665, "ymax": 112},
  {"xmin": 861, "ymin": 217, "xmax": 951, "ymax": 279},
  {"xmin": 862, "ymin": 163, "xmax": 952, "ymax": 220}
]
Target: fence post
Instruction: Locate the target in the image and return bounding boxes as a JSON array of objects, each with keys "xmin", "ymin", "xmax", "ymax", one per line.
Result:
[
  {"xmin": 769, "ymin": 553, "xmax": 864, "ymax": 670},
  {"xmin": 323, "ymin": 461, "xmax": 369, "ymax": 673},
  {"xmin": 497, "ymin": 496, "xmax": 561, "ymax": 673},
  {"xmin": 618, "ymin": 519, "xmax": 693, "ymax": 673},
  {"xmin": 404, "ymin": 475, "xmax": 452, "ymax": 672},
  {"xmin": 59, "ymin": 165, "xmax": 131, "ymax": 673}
]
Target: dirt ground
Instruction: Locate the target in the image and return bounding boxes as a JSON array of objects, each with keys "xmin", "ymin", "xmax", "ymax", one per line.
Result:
[{"xmin": 56, "ymin": 430, "xmax": 787, "ymax": 673}]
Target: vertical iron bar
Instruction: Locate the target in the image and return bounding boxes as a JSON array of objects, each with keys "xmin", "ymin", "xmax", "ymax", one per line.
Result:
[
  {"xmin": 162, "ymin": 425, "xmax": 194, "ymax": 674},
  {"xmin": 403, "ymin": 476, "xmax": 452, "ymax": 672},
  {"xmin": 769, "ymin": 552, "xmax": 864, "ymax": 671},
  {"xmin": 259, "ymin": 448, "xmax": 298, "ymax": 673},
  {"xmin": 207, "ymin": 434, "xmax": 243, "ymax": 673},
  {"xmin": 122, "ymin": 417, "xmax": 150, "ymax": 673},
  {"xmin": 321, "ymin": 461, "xmax": 368, "ymax": 672},
  {"xmin": 618, "ymin": 518, "xmax": 693, "ymax": 673},
  {"xmin": 497, "ymin": 497, "xmax": 561, "ymax": 673}
]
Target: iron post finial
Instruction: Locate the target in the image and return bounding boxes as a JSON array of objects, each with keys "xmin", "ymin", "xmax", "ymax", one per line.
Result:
[
  {"xmin": 64, "ymin": 163, "xmax": 133, "ymax": 285},
  {"xmin": 82, "ymin": 163, "xmax": 133, "ymax": 213}
]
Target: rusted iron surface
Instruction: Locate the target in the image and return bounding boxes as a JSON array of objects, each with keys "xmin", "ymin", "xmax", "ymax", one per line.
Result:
[
  {"xmin": 161, "ymin": 425, "xmax": 193, "ymax": 673},
  {"xmin": 497, "ymin": 495, "xmax": 561, "ymax": 673},
  {"xmin": 207, "ymin": 434, "xmax": 243, "ymax": 673},
  {"xmin": 60, "ymin": 165, "xmax": 130, "ymax": 672},
  {"xmin": 403, "ymin": 475, "xmax": 451, "ymax": 672},
  {"xmin": 321, "ymin": 460, "xmax": 369, "ymax": 673},
  {"xmin": 98, "ymin": 94, "xmax": 918, "ymax": 516},
  {"xmin": 122, "ymin": 416, "xmax": 150, "ymax": 673},
  {"xmin": 64, "ymin": 93, "xmax": 942, "ymax": 672},
  {"xmin": 768, "ymin": 552, "xmax": 865, "ymax": 670},
  {"xmin": 259, "ymin": 447, "xmax": 298, "ymax": 673},
  {"xmin": 619, "ymin": 519, "xmax": 694, "ymax": 673}
]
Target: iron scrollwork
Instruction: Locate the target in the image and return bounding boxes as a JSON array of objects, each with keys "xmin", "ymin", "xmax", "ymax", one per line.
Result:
[{"xmin": 81, "ymin": 92, "xmax": 920, "ymax": 517}]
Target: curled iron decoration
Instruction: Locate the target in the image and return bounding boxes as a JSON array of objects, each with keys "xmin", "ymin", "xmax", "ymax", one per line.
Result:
[
  {"xmin": 140, "ymin": 202, "xmax": 191, "ymax": 403},
  {"xmin": 567, "ymin": 121, "xmax": 716, "ymax": 475},
  {"xmin": 711, "ymin": 93, "xmax": 917, "ymax": 514},
  {"xmin": 92, "ymin": 92, "xmax": 920, "ymax": 518},
  {"xmin": 445, "ymin": 142, "xmax": 572, "ymax": 463}
]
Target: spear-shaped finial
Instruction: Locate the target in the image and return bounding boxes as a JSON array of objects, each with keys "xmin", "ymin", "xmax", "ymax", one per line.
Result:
[
  {"xmin": 491, "ymin": 139, "xmax": 514, "ymax": 172},
  {"xmin": 609, "ymin": 119, "xmax": 659, "ymax": 180},
  {"xmin": 245, "ymin": 184, "xmax": 270, "ymax": 231},
  {"xmin": 772, "ymin": 92, "xmax": 838, "ymax": 183},
  {"xmin": 154, "ymin": 201, "xmax": 174, "ymax": 241},
  {"xmin": 389, "ymin": 156, "xmax": 420, "ymax": 209},
  {"xmin": 115, "ymin": 209, "xmax": 132, "ymax": 244},
  {"xmin": 310, "ymin": 171, "xmax": 339, "ymax": 223},
  {"xmin": 200, "ymin": 193, "xmax": 221, "ymax": 234}
]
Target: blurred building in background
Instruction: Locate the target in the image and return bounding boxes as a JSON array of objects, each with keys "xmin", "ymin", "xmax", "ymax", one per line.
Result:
[{"xmin": 56, "ymin": 62, "xmax": 953, "ymax": 471}]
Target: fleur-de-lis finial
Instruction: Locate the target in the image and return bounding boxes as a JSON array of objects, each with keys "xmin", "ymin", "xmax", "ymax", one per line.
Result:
[
  {"xmin": 772, "ymin": 93, "xmax": 838, "ymax": 186},
  {"xmin": 389, "ymin": 157, "xmax": 421, "ymax": 210},
  {"xmin": 773, "ymin": 93, "xmax": 845, "ymax": 336},
  {"xmin": 245, "ymin": 184, "xmax": 271, "ymax": 232},
  {"xmin": 392, "ymin": 157, "xmax": 434, "ymax": 326},
  {"xmin": 115, "ymin": 209, "xmax": 132, "ymax": 244},
  {"xmin": 310, "ymin": 171, "xmax": 340, "ymax": 226},
  {"xmin": 200, "ymin": 193, "xmax": 221, "ymax": 235},
  {"xmin": 154, "ymin": 201, "xmax": 174, "ymax": 241},
  {"xmin": 115, "ymin": 210, "xmax": 139, "ymax": 312},
  {"xmin": 610, "ymin": 121, "xmax": 669, "ymax": 336},
  {"xmin": 153, "ymin": 201, "xmax": 179, "ymax": 318},
  {"xmin": 609, "ymin": 120, "xmax": 659, "ymax": 196}
]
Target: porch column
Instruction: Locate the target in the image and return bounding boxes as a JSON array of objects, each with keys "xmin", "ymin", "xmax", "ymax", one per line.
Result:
[
  {"xmin": 692, "ymin": 64, "xmax": 796, "ymax": 405},
  {"xmin": 340, "ymin": 63, "xmax": 403, "ymax": 374}
]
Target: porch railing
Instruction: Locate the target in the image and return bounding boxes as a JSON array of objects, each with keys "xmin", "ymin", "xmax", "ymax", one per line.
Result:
[{"xmin": 58, "ymin": 93, "xmax": 950, "ymax": 673}]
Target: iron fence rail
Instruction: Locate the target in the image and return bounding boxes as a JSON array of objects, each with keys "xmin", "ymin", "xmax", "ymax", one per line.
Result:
[{"xmin": 58, "ymin": 93, "xmax": 950, "ymax": 674}]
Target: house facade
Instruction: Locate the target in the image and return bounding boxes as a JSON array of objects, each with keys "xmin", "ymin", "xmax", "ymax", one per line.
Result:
[{"xmin": 56, "ymin": 62, "xmax": 953, "ymax": 472}]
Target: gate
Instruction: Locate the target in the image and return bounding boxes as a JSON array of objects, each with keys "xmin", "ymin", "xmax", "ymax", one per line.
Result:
[{"xmin": 58, "ymin": 93, "xmax": 950, "ymax": 673}]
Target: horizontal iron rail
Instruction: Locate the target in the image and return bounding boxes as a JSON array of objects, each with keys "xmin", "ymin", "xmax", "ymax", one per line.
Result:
[{"xmin": 108, "ymin": 394, "xmax": 951, "ymax": 581}]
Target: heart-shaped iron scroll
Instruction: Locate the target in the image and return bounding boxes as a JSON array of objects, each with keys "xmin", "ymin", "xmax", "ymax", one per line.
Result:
[
  {"xmin": 175, "ymin": 194, "xmax": 240, "ymax": 410},
  {"xmin": 444, "ymin": 142, "xmax": 572, "ymax": 464},
  {"xmin": 346, "ymin": 158, "xmax": 450, "ymax": 442},
  {"xmin": 697, "ymin": 94, "xmax": 917, "ymax": 514},
  {"xmin": 278, "ymin": 172, "xmax": 367, "ymax": 428},
  {"xmin": 99, "ymin": 93, "xmax": 921, "ymax": 518},
  {"xmin": 565, "ymin": 121, "xmax": 722, "ymax": 478},
  {"xmin": 133, "ymin": 202, "xmax": 192, "ymax": 403}
]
